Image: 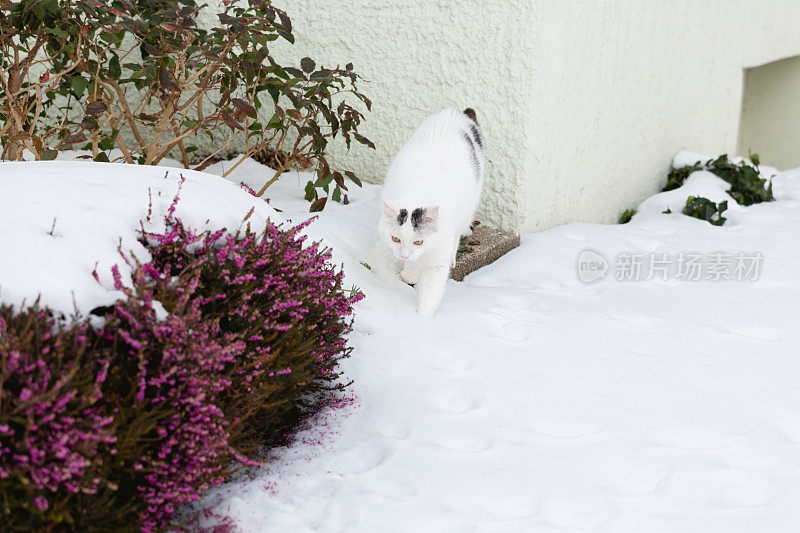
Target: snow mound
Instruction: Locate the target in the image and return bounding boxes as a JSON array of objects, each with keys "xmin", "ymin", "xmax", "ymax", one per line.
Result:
[{"xmin": 0, "ymin": 161, "xmax": 280, "ymax": 316}]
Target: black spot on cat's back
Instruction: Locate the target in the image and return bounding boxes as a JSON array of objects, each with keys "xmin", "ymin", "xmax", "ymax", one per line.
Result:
[
  {"xmin": 469, "ymin": 123, "xmax": 482, "ymax": 148},
  {"xmin": 463, "ymin": 108, "xmax": 478, "ymax": 123},
  {"xmin": 397, "ymin": 208, "xmax": 408, "ymax": 225},
  {"xmin": 463, "ymin": 133, "xmax": 480, "ymax": 180}
]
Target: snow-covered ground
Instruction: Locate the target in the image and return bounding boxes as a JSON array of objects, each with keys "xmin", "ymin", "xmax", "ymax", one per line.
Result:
[
  {"xmin": 2, "ymin": 153, "xmax": 800, "ymax": 531},
  {"xmin": 205, "ymin": 154, "xmax": 800, "ymax": 532}
]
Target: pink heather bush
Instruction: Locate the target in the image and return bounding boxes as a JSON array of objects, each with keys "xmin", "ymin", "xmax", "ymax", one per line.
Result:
[
  {"xmin": 92, "ymin": 262, "xmax": 245, "ymax": 531},
  {"xmin": 140, "ymin": 203, "xmax": 363, "ymax": 458},
  {"xmin": 0, "ymin": 304, "xmax": 115, "ymax": 530},
  {"xmin": 1, "ymin": 198, "xmax": 361, "ymax": 531}
]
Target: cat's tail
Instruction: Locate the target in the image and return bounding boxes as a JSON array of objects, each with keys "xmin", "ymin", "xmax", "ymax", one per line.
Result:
[{"xmin": 463, "ymin": 108, "xmax": 478, "ymax": 124}]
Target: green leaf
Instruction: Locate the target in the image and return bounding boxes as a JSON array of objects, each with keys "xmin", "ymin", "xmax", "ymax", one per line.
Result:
[
  {"xmin": 70, "ymin": 77, "xmax": 87, "ymax": 98},
  {"xmin": 619, "ymin": 209, "xmax": 636, "ymax": 224},
  {"xmin": 232, "ymin": 98, "xmax": 257, "ymax": 118},
  {"xmin": 682, "ymin": 196, "xmax": 727, "ymax": 226},
  {"xmin": 266, "ymin": 112, "xmax": 282, "ymax": 129},
  {"xmin": 46, "ymin": 27, "xmax": 68, "ymax": 38},
  {"xmin": 344, "ymin": 170, "xmax": 362, "ymax": 187},
  {"xmin": 109, "ymin": 55, "xmax": 121, "ymax": 79},
  {"xmin": 353, "ymin": 132, "xmax": 375, "ymax": 149},
  {"xmin": 276, "ymin": 29, "xmax": 294, "ymax": 43},
  {"xmin": 267, "ymin": 85, "xmax": 281, "ymax": 104},
  {"xmin": 98, "ymin": 138, "xmax": 114, "ymax": 151},
  {"xmin": 301, "ymin": 57, "xmax": 315, "ymax": 73},
  {"xmin": 85, "ymin": 100, "xmax": 107, "ymax": 116},
  {"xmin": 304, "ymin": 181, "xmax": 316, "ymax": 202},
  {"xmin": 310, "ymin": 196, "xmax": 327, "ymax": 212}
]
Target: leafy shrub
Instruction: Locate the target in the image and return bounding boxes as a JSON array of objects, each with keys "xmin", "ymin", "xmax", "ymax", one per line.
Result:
[
  {"xmin": 704, "ymin": 154, "xmax": 773, "ymax": 205},
  {"xmin": 664, "ymin": 154, "xmax": 773, "ymax": 205},
  {"xmin": 0, "ymin": 0, "xmax": 373, "ymax": 210},
  {"xmin": 0, "ymin": 0, "xmax": 108, "ymax": 161},
  {"xmin": 682, "ymin": 196, "xmax": 728, "ymax": 226},
  {"xmin": 663, "ymin": 161, "xmax": 703, "ymax": 191},
  {"xmin": 0, "ymin": 303, "xmax": 114, "ymax": 530},
  {"xmin": 140, "ymin": 200, "xmax": 363, "ymax": 458},
  {"xmin": 618, "ymin": 209, "xmax": 636, "ymax": 224}
]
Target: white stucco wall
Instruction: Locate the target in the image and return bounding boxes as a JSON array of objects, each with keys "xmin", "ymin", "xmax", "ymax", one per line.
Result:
[
  {"xmin": 265, "ymin": 0, "xmax": 540, "ymax": 231},
  {"xmin": 269, "ymin": 0, "xmax": 800, "ymax": 231},
  {"xmin": 738, "ymin": 55, "xmax": 800, "ymax": 171},
  {"xmin": 523, "ymin": 1, "xmax": 800, "ymax": 231}
]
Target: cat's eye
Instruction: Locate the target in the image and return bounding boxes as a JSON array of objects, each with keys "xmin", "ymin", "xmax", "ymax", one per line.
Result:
[
  {"xmin": 391, "ymin": 236, "xmax": 400, "ymax": 243},
  {"xmin": 413, "ymin": 240, "xmax": 423, "ymax": 245}
]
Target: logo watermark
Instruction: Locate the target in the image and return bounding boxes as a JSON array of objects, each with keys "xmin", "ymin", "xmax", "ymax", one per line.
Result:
[
  {"xmin": 577, "ymin": 250, "xmax": 763, "ymax": 283},
  {"xmin": 576, "ymin": 249, "xmax": 609, "ymax": 283}
]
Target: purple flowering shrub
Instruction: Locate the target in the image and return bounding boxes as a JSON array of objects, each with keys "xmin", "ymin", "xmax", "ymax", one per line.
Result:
[
  {"xmin": 88, "ymin": 263, "xmax": 245, "ymax": 531},
  {"xmin": 141, "ymin": 211, "xmax": 363, "ymax": 459},
  {"xmin": 1, "ymin": 205, "xmax": 361, "ymax": 531},
  {"xmin": 0, "ymin": 304, "xmax": 114, "ymax": 530}
]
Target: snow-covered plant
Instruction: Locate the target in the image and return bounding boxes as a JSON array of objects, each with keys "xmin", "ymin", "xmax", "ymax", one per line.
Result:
[
  {"xmin": 704, "ymin": 154, "xmax": 773, "ymax": 206},
  {"xmin": 1, "ymin": 188, "xmax": 362, "ymax": 530},
  {"xmin": 682, "ymin": 196, "xmax": 728, "ymax": 226},
  {"xmin": 663, "ymin": 161, "xmax": 704, "ymax": 192},
  {"xmin": 665, "ymin": 153, "xmax": 773, "ymax": 206},
  {"xmin": 664, "ymin": 153, "xmax": 774, "ymax": 226},
  {"xmin": 140, "ymin": 201, "xmax": 363, "ymax": 459},
  {"xmin": 619, "ymin": 209, "xmax": 636, "ymax": 224},
  {"xmin": 0, "ymin": 303, "xmax": 115, "ymax": 530}
]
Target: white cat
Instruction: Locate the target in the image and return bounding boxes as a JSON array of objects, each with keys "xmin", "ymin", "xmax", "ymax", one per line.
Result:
[{"xmin": 376, "ymin": 107, "xmax": 484, "ymax": 317}]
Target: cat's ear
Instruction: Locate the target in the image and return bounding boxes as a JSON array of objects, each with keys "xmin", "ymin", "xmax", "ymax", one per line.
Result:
[
  {"xmin": 383, "ymin": 202, "xmax": 398, "ymax": 219},
  {"xmin": 412, "ymin": 206, "xmax": 439, "ymax": 230}
]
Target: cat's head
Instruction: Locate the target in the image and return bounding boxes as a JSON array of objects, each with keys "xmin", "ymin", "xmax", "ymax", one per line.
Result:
[{"xmin": 379, "ymin": 202, "xmax": 439, "ymax": 261}]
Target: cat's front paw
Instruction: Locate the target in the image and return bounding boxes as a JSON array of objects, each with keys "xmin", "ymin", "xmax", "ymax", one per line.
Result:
[
  {"xmin": 417, "ymin": 303, "xmax": 437, "ymax": 317},
  {"xmin": 400, "ymin": 268, "xmax": 419, "ymax": 285}
]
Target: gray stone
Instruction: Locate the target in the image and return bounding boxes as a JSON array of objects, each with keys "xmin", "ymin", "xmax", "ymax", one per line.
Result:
[{"xmin": 450, "ymin": 223, "xmax": 521, "ymax": 282}]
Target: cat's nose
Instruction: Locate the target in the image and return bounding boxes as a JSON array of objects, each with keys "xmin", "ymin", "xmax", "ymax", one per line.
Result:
[{"xmin": 401, "ymin": 251, "xmax": 411, "ymax": 259}]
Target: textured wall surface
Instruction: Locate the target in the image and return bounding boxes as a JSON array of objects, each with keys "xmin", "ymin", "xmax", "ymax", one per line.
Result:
[
  {"xmin": 265, "ymin": 0, "xmax": 540, "ymax": 230},
  {"xmin": 739, "ymin": 55, "xmax": 800, "ymax": 170},
  {"xmin": 194, "ymin": 2, "xmax": 800, "ymax": 231},
  {"xmin": 271, "ymin": 0, "xmax": 800, "ymax": 231},
  {"xmin": 522, "ymin": 1, "xmax": 800, "ymax": 231}
]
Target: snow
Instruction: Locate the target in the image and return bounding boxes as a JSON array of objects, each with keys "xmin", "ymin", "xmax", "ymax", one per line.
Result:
[
  {"xmin": 2, "ymin": 152, "xmax": 800, "ymax": 531},
  {"xmin": 0, "ymin": 160, "xmax": 280, "ymax": 317},
  {"xmin": 201, "ymin": 152, "xmax": 800, "ymax": 531}
]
